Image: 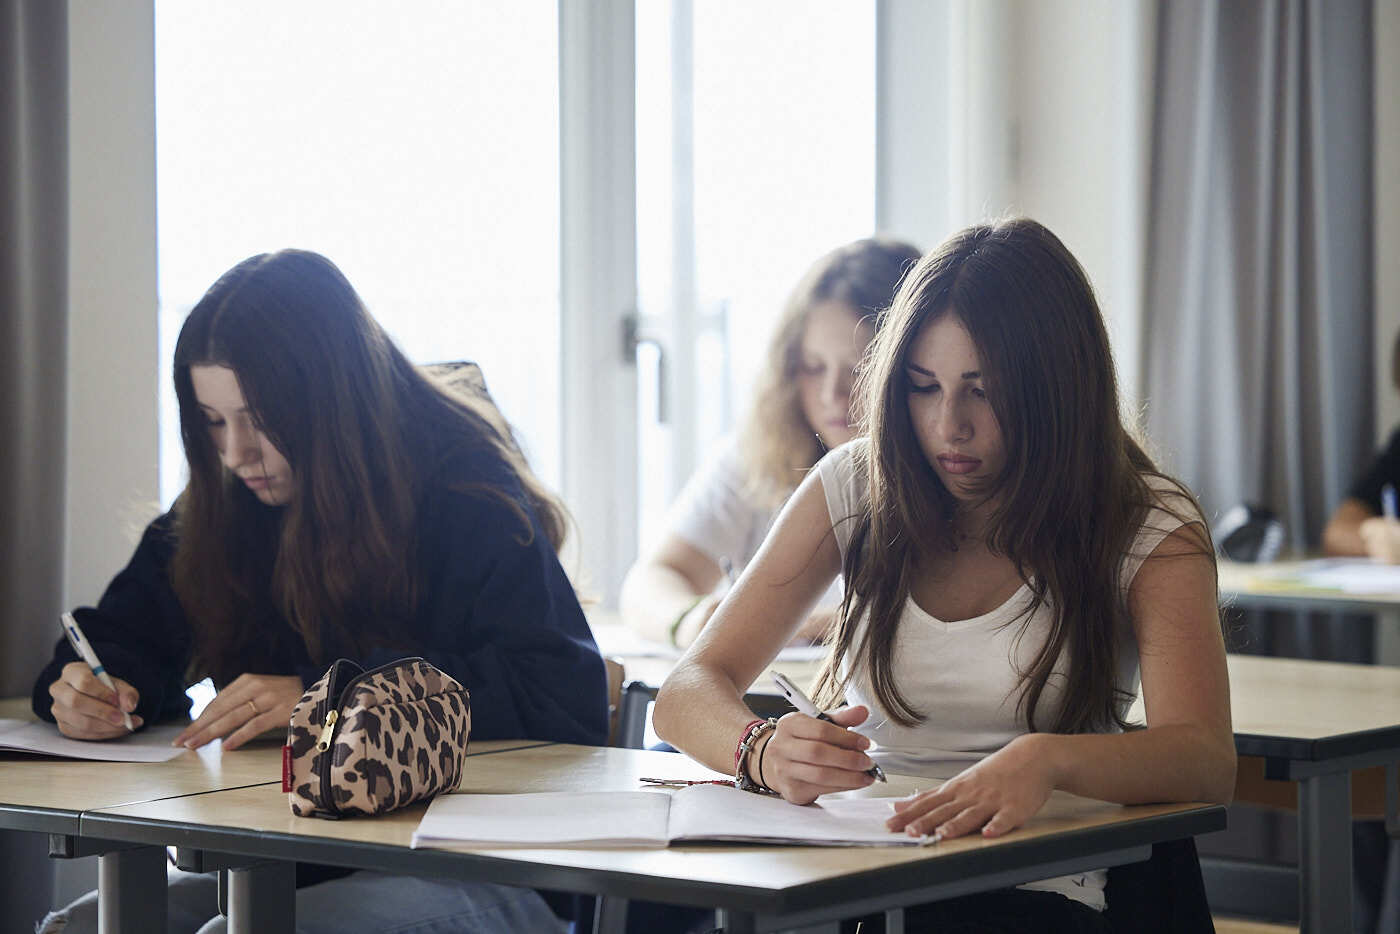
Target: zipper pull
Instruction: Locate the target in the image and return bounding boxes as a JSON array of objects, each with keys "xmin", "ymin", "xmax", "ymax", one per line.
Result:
[{"xmin": 315, "ymin": 709, "xmax": 339, "ymax": 752}]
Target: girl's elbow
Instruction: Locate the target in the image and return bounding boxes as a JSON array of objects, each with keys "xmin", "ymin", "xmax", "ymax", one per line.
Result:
[
  {"xmin": 651, "ymin": 683, "xmax": 681, "ymax": 746},
  {"xmin": 1203, "ymin": 741, "xmax": 1238, "ymax": 805}
]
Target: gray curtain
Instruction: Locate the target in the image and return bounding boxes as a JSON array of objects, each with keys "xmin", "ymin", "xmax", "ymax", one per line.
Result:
[
  {"xmin": 1142, "ymin": 4, "xmax": 1385, "ymax": 928},
  {"xmin": 1142, "ymin": 0, "xmax": 1373, "ymax": 550},
  {"xmin": 0, "ymin": 0, "xmax": 68, "ymax": 927}
]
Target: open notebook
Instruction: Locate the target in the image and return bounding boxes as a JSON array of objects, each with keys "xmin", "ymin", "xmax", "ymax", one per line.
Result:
[{"xmin": 412, "ymin": 783, "xmax": 923, "ymax": 849}]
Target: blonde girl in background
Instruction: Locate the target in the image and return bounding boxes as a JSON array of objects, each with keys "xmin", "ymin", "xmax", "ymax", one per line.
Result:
[{"xmin": 621, "ymin": 237, "xmax": 921, "ymax": 649}]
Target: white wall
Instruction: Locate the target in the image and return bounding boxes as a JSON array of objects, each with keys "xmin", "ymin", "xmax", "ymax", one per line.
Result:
[
  {"xmin": 877, "ymin": 0, "xmax": 1154, "ymax": 408},
  {"xmin": 1010, "ymin": 0, "xmax": 1154, "ymax": 409},
  {"xmin": 875, "ymin": 0, "xmax": 956, "ymax": 250},
  {"xmin": 1377, "ymin": 0, "xmax": 1400, "ymax": 442},
  {"xmin": 64, "ymin": 0, "xmax": 160, "ymax": 609}
]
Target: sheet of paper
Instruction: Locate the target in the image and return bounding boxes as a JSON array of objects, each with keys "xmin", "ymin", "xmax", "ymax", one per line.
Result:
[
  {"xmin": 1289, "ymin": 558, "xmax": 1400, "ymax": 594},
  {"xmin": 413, "ymin": 790, "xmax": 674, "ymax": 848},
  {"xmin": 0, "ymin": 719, "xmax": 188, "ymax": 762},
  {"xmin": 590, "ymin": 624, "xmax": 828, "ymax": 664},
  {"xmin": 666, "ymin": 783, "xmax": 918, "ymax": 846}
]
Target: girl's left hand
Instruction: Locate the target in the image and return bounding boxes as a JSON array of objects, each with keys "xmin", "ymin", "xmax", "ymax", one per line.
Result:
[
  {"xmin": 173, "ymin": 673, "xmax": 305, "ymax": 751},
  {"xmin": 885, "ymin": 733, "xmax": 1057, "ymax": 841}
]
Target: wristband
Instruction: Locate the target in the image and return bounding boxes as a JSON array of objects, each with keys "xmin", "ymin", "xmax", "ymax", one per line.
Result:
[
  {"xmin": 755, "ymin": 726, "xmax": 773, "ymax": 791},
  {"xmin": 667, "ymin": 595, "xmax": 705, "ymax": 648}
]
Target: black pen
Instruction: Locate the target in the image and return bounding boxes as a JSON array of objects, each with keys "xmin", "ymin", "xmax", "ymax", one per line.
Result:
[{"xmin": 771, "ymin": 670, "xmax": 886, "ymax": 782}]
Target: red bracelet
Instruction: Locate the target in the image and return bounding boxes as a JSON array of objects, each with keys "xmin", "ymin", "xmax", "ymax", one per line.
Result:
[
  {"xmin": 735, "ymin": 719, "xmax": 765, "ymax": 768},
  {"xmin": 734, "ymin": 718, "xmax": 778, "ymax": 793}
]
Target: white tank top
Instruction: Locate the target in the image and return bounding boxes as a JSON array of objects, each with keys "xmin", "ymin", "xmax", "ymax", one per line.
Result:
[{"xmin": 816, "ymin": 440, "xmax": 1197, "ymax": 910}]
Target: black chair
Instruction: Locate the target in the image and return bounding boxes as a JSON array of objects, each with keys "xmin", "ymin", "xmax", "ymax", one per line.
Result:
[{"xmin": 1212, "ymin": 504, "xmax": 1285, "ymax": 563}]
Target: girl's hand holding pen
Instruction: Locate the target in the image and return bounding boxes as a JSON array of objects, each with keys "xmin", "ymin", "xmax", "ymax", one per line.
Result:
[
  {"xmin": 755, "ymin": 705, "xmax": 879, "ymax": 805},
  {"xmin": 884, "ymin": 733, "xmax": 1055, "ymax": 842},
  {"xmin": 173, "ymin": 672, "xmax": 303, "ymax": 751},
  {"xmin": 48, "ymin": 661, "xmax": 143, "ymax": 740}
]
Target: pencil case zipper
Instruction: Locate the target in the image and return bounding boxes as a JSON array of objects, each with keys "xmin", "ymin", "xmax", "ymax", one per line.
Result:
[{"xmin": 312, "ymin": 656, "xmax": 427, "ymax": 819}]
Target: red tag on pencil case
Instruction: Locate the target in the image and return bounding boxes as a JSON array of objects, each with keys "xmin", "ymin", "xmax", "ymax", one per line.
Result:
[{"xmin": 282, "ymin": 744, "xmax": 293, "ymax": 792}]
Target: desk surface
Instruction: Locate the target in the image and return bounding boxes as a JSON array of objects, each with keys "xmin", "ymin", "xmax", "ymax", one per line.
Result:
[
  {"xmin": 1224, "ymin": 654, "xmax": 1400, "ymax": 761},
  {"xmin": 0, "ymin": 692, "xmax": 545, "ymax": 836},
  {"xmin": 1218, "ymin": 558, "xmax": 1400, "ymax": 613},
  {"xmin": 83, "ymin": 743, "xmax": 1223, "ymax": 916},
  {"xmin": 0, "ymin": 696, "xmax": 285, "ymax": 834}
]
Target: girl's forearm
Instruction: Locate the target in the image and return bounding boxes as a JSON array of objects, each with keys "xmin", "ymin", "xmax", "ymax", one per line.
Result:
[
  {"xmin": 619, "ymin": 563, "xmax": 705, "ymax": 644},
  {"xmin": 653, "ymin": 661, "xmax": 763, "ymax": 776},
  {"xmin": 1037, "ymin": 726, "xmax": 1236, "ymax": 806}
]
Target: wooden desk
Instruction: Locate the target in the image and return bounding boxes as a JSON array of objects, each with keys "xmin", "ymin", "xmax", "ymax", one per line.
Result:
[
  {"xmin": 0, "ymin": 697, "xmax": 287, "ymax": 932},
  {"xmin": 1128, "ymin": 655, "xmax": 1400, "ymax": 934},
  {"xmin": 1218, "ymin": 559, "xmax": 1400, "ymax": 616},
  {"xmin": 0, "ymin": 693, "xmax": 548, "ymax": 933},
  {"xmin": 1218, "ymin": 558, "xmax": 1400, "ymax": 666},
  {"xmin": 82, "ymin": 743, "xmax": 1224, "ymax": 934}
]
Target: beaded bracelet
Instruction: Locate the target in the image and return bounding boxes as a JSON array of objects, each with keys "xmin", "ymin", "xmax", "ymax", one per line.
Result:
[
  {"xmin": 733, "ymin": 717, "xmax": 778, "ymax": 793},
  {"xmin": 734, "ymin": 719, "xmax": 765, "ymax": 769}
]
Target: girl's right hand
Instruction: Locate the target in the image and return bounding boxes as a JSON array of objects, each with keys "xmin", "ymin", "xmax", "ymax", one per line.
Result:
[
  {"xmin": 754, "ymin": 705, "xmax": 877, "ymax": 805},
  {"xmin": 48, "ymin": 661, "xmax": 143, "ymax": 739},
  {"xmin": 1360, "ymin": 516, "xmax": 1400, "ymax": 564}
]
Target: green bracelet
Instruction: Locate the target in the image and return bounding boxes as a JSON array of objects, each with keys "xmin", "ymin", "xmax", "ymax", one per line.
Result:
[{"xmin": 667, "ymin": 595, "xmax": 704, "ymax": 648}]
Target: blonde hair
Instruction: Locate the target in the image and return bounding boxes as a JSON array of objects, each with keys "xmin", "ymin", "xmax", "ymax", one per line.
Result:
[{"xmin": 737, "ymin": 237, "xmax": 921, "ymax": 509}]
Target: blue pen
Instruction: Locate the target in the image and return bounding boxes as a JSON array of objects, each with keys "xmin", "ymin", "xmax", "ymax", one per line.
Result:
[
  {"xmin": 61, "ymin": 611, "xmax": 134, "ymax": 732},
  {"xmin": 1384, "ymin": 484, "xmax": 1398, "ymax": 521}
]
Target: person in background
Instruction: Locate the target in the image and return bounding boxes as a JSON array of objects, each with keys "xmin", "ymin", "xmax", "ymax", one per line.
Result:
[
  {"xmin": 620, "ymin": 237, "xmax": 921, "ymax": 649},
  {"xmin": 1323, "ymin": 331, "xmax": 1400, "ymax": 562},
  {"xmin": 33, "ymin": 249, "xmax": 606, "ymax": 934},
  {"xmin": 654, "ymin": 219, "xmax": 1234, "ymax": 930}
]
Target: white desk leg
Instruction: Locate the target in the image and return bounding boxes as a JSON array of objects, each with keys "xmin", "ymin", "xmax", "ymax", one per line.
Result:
[
  {"xmin": 1376, "ymin": 610, "xmax": 1400, "ymax": 667},
  {"xmin": 221, "ymin": 861, "xmax": 295, "ymax": 934},
  {"xmin": 1299, "ymin": 771, "xmax": 1353, "ymax": 934},
  {"xmin": 594, "ymin": 895, "xmax": 628, "ymax": 934},
  {"xmin": 97, "ymin": 846, "xmax": 166, "ymax": 934}
]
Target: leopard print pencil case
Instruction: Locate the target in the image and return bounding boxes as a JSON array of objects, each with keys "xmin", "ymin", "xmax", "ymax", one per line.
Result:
[{"xmin": 284, "ymin": 657, "xmax": 471, "ymax": 819}]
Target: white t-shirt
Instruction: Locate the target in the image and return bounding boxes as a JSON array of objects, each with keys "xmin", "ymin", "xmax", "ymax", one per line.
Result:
[
  {"xmin": 816, "ymin": 439, "xmax": 1198, "ymax": 910},
  {"xmin": 666, "ymin": 437, "xmax": 841, "ymax": 608}
]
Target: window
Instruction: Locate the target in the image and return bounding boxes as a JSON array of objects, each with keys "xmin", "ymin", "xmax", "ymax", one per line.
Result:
[
  {"xmin": 155, "ymin": 1, "xmax": 560, "ymax": 506},
  {"xmin": 634, "ymin": 0, "xmax": 877, "ymax": 549}
]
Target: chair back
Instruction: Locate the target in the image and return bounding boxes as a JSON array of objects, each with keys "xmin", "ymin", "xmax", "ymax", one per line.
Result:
[{"xmin": 1213, "ymin": 503, "xmax": 1285, "ymax": 562}]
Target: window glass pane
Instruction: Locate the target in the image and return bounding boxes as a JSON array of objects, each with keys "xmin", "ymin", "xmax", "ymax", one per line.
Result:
[
  {"xmin": 692, "ymin": 2, "xmax": 877, "ymax": 408},
  {"xmin": 635, "ymin": 0, "xmax": 876, "ymax": 549},
  {"xmin": 155, "ymin": 1, "xmax": 559, "ymax": 507}
]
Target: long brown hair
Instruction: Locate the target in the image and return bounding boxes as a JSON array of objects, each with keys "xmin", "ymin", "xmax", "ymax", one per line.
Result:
[
  {"xmin": 739, "ymin": 237, "xmax": 922, "ymax": 509},
  {"xmin": 814, "ymin": 218, "xmax": 1213, "ymax": 733},
  {"xmin": 170, "ymin": 249, "xmax": 567, "ymax": 684}
]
